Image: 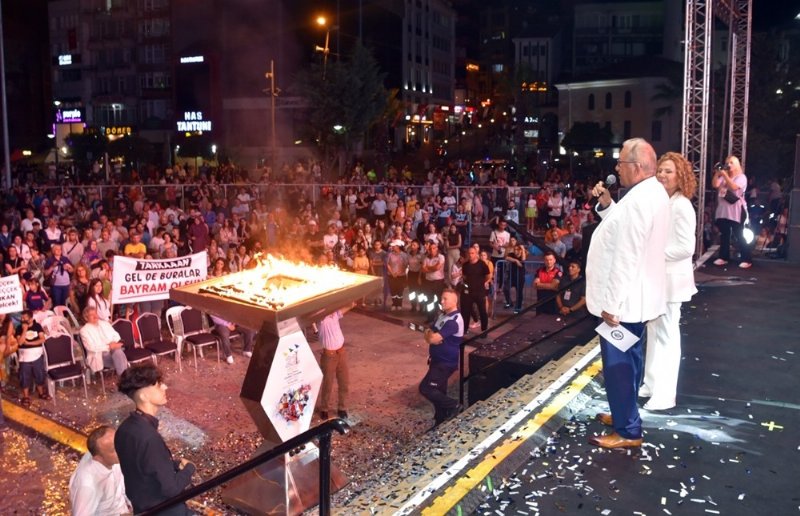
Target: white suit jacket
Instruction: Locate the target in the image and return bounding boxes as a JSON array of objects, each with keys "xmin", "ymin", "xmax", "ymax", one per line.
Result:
[
  {"xmin": 665, "ymin": 193, "xmax": 698, "ymax": 303},
  {"xmin": 586, "ymin": 176, "xmax": 669, "ymax": 323}
]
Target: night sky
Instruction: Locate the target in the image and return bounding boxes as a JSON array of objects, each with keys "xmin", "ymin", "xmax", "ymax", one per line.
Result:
[{"xmin": 752, "ymin": 0, "xmax": 800, "ymax": 30}]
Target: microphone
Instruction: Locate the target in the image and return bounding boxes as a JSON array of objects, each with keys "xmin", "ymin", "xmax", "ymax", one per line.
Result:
[{"xmin": 584, "ymin": 175, "xmax": 617, "ymax": 210}]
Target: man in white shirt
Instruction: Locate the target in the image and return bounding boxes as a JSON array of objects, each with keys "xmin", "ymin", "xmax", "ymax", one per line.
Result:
[
  {"xmin": 585, "ymin": 137, "xmax": 669, "ymax": 449},
  {"xmin": 370, "ymin": 192, "xmax": 388, "ymax": 222},
  {"xmin": 316, "ymin": 303, "xmax": 354, "ymax": 420},
  {"xmin": 80, "ymin": 306, "xmax": 129, "ymax": 375},
  {"xmin": 20, "ymin": 209, "xmax": 42, "ymax": 234},
  {"xmin": 69, "ymin": 425, "xmax": 132, "ymax": 516},
  {"xmin": 489, "ymin": 220, "xmax": 510, "ymax": 262}
]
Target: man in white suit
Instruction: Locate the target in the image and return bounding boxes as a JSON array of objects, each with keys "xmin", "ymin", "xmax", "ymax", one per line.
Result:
[{"xmin": 586, "ymin": 138, "xmax": 669, "ymax": 448}]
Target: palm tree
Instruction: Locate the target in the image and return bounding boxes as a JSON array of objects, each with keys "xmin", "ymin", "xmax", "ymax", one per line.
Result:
[{"xmin": 650, "ymin": 80, "xmax": 681, "ymax": 119}]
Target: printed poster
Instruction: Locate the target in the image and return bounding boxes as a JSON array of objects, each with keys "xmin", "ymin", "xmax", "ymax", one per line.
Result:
[
  {"xmin": 111, "ymin": 252, "xmax": 208, "ymax": 304},
  {"xmin": 0, "ymin": 275, "xmax": 24, "ymax": 314}
]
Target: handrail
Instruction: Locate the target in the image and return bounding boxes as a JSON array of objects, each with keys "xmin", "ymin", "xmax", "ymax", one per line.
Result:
[
  {"xmin": 458, "ymin": 277, "xmax": 588, "ymax": 406},
  {"xmin": 138, "ymin": 418, "xmax": 350, "ymax": 516}
]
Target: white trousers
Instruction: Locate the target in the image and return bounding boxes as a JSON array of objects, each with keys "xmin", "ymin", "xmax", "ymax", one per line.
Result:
[{"xmin": 643, "ymin": 301, "xmax": 682, "ymax": 407}]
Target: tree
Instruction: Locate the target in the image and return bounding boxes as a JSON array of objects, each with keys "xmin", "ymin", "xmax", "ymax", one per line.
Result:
[
  {"xmin": 650, "ymin": 80, "xmax": 681, "ymax": 119},
  {"xmin": 560, "ymin": 122, "xmax": 614, "ymax": 152},
  {"xmin": 292, "ymin": 42, "xmax": 390, "ymax": 176}
]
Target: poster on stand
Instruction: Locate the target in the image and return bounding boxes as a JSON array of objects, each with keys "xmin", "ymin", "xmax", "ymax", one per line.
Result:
[{"xmin": 262, "ymin": 331, "xmax": 324, "ymax": 442}]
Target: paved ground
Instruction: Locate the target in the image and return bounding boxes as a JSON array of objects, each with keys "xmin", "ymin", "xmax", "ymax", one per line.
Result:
[
  {"xmin": 447, "ymin": 257, "xmax": 800, "ymax": 515},
  {"xmin": 1, "ymin": 255, "xmax": 796, "ymax": 515},
  {"xmin": 0, "ymin": 293, "xmax": 521, "ymax": 514}
]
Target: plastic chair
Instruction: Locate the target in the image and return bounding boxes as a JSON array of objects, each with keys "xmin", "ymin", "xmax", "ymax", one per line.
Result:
[
  {"xmin": 55, "ymin": 305, "xmax": 82, "ymax": 330},
  {"xmin": 165, "ymin": 305, "xmax": 187, "ymax": 354},
  {"xmin": 33, "ymin": 310, "xmax": 56, "ymax": 325},
  {"xmin": 179, "ymin": 308, "xmax": 220, "ymax": 371},
  {"xmin": 112, "ymin": 318, "xmax": 154, "ymax": 366},
  {"xmin": 41, "ymin": 315, "xmax": 72, "ymax": 338},
  {"xmin": 43, "ymin": 334, "xmax": 88, "ymax": 405},
  {"xmin": 135, "ymin": 312, "xmax": 181, "ymax": 372}
]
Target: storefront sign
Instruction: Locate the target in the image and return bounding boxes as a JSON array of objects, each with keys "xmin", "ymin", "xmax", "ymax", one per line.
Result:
[
  {"xmin": 112, "ymin": 252, "xmax": 208, "ymax": 303},
  {"xmin": 104, "ymin": 126, "xmax": 133, "ymax": 136},
  {"xmin": 176, "ymin": 111, "xmax": 212, "ymax": 132},
  {"xmin": 56, "ymin": 108, "xmax": 84, "ymax": 123}
]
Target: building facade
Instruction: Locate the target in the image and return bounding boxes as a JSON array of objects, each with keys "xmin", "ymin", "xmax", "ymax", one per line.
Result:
[{"xmin": 554, "ymin": 66, "xmax": 682, "ymax": 157}]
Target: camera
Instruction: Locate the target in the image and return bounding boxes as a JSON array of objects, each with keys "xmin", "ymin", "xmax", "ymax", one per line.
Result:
[{"xmin": 714, "ymin": 162, "xmax": 730, "ymax": 172}]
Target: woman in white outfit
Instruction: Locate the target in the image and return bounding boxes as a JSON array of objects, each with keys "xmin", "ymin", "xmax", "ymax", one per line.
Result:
[{"xmin": 641, "ymin": 152, "xmax": 698, "ymax": 410}]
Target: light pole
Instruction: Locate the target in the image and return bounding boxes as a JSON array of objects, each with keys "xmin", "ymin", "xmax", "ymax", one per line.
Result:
[
  {"xmin": 315, "ymin": 16, "xmax": 331, "ymax": 80},
  {"xmin": 47, "ymin": 133, "xmax": 57, "ymax": 170},
  {"xmin": 264, "ymin": 59, "xmax": 279, "ymax": 170},
  {"xmin": 0, "ymin": 0, "xmax": 11, "ymax": 189}
]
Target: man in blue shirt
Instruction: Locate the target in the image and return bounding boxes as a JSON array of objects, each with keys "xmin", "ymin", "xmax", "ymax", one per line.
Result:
[{"xmin": 419, "ymin": 288, "xmax": 464, "ymax": 427}]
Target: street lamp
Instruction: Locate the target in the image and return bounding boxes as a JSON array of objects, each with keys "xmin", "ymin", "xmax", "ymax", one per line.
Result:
[
  {"xmin": 47, "ymin": 133, "xmax": 57, "ymax": 170},
  {"xmin": 264, "ymin": 59, "xmax": 280, "ymax": 170},
  {"xmin": 315, "ymin": 16, "xmax": 332, "ymax": 80}
]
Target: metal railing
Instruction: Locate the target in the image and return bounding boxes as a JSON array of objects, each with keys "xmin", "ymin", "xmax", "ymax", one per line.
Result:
[
  {"xmin": 138, "ymin": 418, "xmax": 350, "ymax": 516},
  {"xmin": 457, "ymin": 277, "xmax": 589, "ymax": 407}
]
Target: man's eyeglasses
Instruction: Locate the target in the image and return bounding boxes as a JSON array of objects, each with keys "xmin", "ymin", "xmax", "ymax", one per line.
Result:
[{"xmin": 616, "ymin": 159, "xmax": 639, "ymax": 166}]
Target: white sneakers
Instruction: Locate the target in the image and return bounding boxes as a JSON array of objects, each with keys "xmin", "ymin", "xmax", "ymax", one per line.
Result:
[
  {"xmin": 713, "ymin": 258, "xmax": 728, "ymax": 266},
  {"xmin": 739, "ymin": 262, "xmax": 752, "ymax": 269},
  {"xmin": 226, "ymin": 356, "xmax": 234, "ymax": 364},
  {"xmin": 243, "ymin": 351, "xmax": 253, "ymax": 358}
]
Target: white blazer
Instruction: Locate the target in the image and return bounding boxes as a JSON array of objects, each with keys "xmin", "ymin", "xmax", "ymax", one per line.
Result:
[
  {"xmin": 665, "ymin": 193, "xmax": 698, "ymax": 303},
  {"xmin": 586, "ymin": 176, "xmax": 669, "ymax": 323}
]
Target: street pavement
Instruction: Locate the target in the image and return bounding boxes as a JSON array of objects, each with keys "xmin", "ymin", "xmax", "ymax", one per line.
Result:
[
  {"xmin": 1, "ymin": 255, "xmax": 797, "ymax": 515},
  {"xmin": 405, "ymin": 256, "xmax": 800, "ymax": 515}
]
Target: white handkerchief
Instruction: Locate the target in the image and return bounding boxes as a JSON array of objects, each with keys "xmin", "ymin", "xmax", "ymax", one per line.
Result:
[{"xmin": 595, "ymin": 321, "xmax": 638, "ymax": 352}]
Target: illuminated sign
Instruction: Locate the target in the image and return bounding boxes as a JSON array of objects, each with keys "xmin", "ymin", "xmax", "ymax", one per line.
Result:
[
  {"xmin": 56, "ymin": 108, "xmax": 84, "ymax": 123},
  {"xmin": 466, "ymin": 63, "xmax": 479, "ymax": 72},
  {"xmin": 523, "ymin": 116, "xmax": 539, "ymax": 124},
  {"xmin": 58, "ymin": 54, "xmax": 72, "ymax": 66},
  {"xmin": 104, "ymin": 126, "xmax": 133, "ymax": 136},
  {"xmin": 180, "ymin": 55, "xmax": 204, "ymax": 64},
  {"xmin": 176, "ymin": 111, "xmax": 212, "ymax": 132},
  {"xmin": 523, "ymin": 130, "xmax": 539, "ymax": 138}
]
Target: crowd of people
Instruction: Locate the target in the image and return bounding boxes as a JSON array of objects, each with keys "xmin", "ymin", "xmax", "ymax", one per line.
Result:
[
  {"xmin": 0, "ymin": 157, "xmax": 608, "ymax": 405},
  {"xmin": 0, "ymin": 142, "xmax": 788, "ymax": 511}
]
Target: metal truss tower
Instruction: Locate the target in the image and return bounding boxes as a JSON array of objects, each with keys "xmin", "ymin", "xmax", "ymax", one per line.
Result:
[{"xmin": 682, "ymin": 0, "xmax": 752, "ymax": 255}]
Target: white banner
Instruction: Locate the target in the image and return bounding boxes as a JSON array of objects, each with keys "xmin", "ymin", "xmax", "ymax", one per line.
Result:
[
  {"xmin": 112, "ymin": 252, "xmax": 208, "ymax": 304},
  {"xmin": 0, "ymin": 275, "xmax": 24, "ymax": 314}
]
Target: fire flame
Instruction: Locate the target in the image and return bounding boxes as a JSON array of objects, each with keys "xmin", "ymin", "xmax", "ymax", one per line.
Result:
[{"xmin": 202, "ymin": 254, "xmax": 371, "ymax": 310}]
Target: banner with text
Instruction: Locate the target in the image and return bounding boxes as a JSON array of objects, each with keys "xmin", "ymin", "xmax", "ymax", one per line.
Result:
[
  {"xmin": 112, "ymin": 252, "xmax": 208, "ymax": 304},
  {"xmin": 0, "ymin": 275, "xmax": 24, "ymax": 314}
]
